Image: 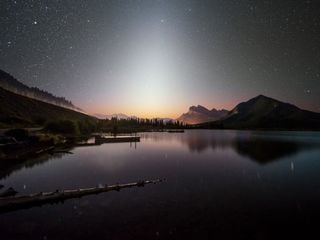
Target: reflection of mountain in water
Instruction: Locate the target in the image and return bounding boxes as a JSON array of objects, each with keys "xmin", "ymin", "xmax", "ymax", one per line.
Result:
[
  {"xmin": 0, "ymin": 149, "xmax": 72, "ymax": 180},
  {"xmin": 180, "ymin": 133, "xmax": 230, "ymax": 153},
  {"xmin": 4, "ymin": 132, "xmax": 316, "ymax": 179},
  {"xmin": 233, "ymin": 139, "xmax": 300, "ymax": 164},
  {"xmin": 176, "ymin": 131, "xmax": 316, "ymax": 164}
]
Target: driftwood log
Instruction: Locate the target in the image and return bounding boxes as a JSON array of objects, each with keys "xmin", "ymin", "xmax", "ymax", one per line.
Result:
[{"xmin": 0, "ymin": 179, "xmax": 163, "ymax": 214}]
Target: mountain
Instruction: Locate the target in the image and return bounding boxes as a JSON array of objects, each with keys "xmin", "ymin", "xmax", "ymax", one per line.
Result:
[
  {"xmin": 94, "ymin": 113, "xmax": 137, "ymax": 120},
  {"xmin": 0, "ymin": 86, "xmax": 95, "ymax": 128},
  {"xmin": 177, "ymin": 105, "xmax": 228, "ymax": 124},
  {"xmin": 0, "ymin": 69, "xmax": 81, "ymax": 111},
  {"xmin": 200, "ymin": 95, "xmax": 320, "ymax": 130}
]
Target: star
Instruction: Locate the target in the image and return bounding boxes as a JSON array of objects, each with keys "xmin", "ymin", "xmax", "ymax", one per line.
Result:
[{"xmin": 304, "ymin": 89, "xmax": 311, "ymax": 94}]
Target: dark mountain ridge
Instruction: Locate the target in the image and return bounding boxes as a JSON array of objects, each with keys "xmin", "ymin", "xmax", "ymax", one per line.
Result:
[
  {"xmin": 200, "ymin": 95, "xmax": 320, "ymax": 130},
  {"xmin": 0, "ymin": 69, "xmax": 81, "ymax": 111},
  {"xmin": 0, "ymin": 87, "xmax": 95, "ymax": 128}
]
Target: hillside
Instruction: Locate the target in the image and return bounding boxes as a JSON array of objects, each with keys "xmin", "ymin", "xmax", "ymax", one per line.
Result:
[
  {"xmin": 177, "ymin": 105, "xmax": 228, "ymax": 124},
  {"xmin": 0, "ymin": 86, "xmax": 96, "ymax": 128},
  {"xmin": 199, "ymin": 95, "xmax": 320, "ymax": 130},
  {"xmin": 0, "ymin": 69, "xmax": 81, "ymax": 111}
]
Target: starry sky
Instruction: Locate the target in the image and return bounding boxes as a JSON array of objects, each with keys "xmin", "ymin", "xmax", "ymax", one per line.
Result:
[{"xmin": 1, "ymin": 0, "xmax": 319, "ymax": 118}]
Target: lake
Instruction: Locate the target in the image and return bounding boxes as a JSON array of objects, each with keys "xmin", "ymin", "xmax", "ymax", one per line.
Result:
[{"xmin": 1, "ymin": 130, "xmax": 320, "ymax": 239}]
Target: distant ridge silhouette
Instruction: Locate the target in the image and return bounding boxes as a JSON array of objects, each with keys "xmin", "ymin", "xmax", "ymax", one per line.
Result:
[
  {"xmin": 0, "ymin": 87, "xmax": 95, "ymax": 128},
  {"xmin": 0, "ymin": 69, "xmax": 81, "ymax": 111},
  {"xmin": 199, "ymin": 95, "xmax": 320, "ymax": 130},
  {"xmin": 94, "ymin": 113, "xmax": 136, "ymax": 120},
  {"xmin": 177, "ymin": 105, "xmax": 228, "ymax": 124}
]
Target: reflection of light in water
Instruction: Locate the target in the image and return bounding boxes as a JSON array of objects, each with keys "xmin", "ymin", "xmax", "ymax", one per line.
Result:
[{"xmin": 291, "ymin": 161, "xmax": 294, "ymax": 171}]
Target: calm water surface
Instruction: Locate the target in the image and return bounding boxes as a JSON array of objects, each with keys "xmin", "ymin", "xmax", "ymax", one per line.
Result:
[{"xmin": 1, "ymin": 130, "xmax": 320, "ymax": 239}]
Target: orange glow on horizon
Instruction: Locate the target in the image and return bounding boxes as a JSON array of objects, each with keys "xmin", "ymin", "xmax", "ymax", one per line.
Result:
[{"xmin": 82, "ymin": 99, "xmax": 237, "ymax": 119}]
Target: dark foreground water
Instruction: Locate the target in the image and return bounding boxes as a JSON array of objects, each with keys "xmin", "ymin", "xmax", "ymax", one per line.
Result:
[{"xmin": 1, "ymin": 130, "xmax": 320, "ymax": 239}]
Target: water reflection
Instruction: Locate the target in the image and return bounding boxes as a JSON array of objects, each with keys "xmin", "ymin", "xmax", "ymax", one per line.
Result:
[
  {"xmin": 1, "ymin": 131, "xmax": 318, "ymax": 181},
  {"xmin": 1, "ymin": 130, "xmax": 320, "ymax": 239},
  {"xmin": 179, "ymin": 131, "xmax": 231, "ymax": 152},
  {"xmin": 1, "ymin": 131, "xmax": 319, "ymax": 182},
  {"xmin": 0, "ymin": 149, "xmax": 72, "ymax": 180},
  {"xmin": 233, "ymin": 138, "xmax": 300, "ymax": 164},
  {"xmin": 145, "ymin": 130, "xmax": 319, "ymax": 164}
]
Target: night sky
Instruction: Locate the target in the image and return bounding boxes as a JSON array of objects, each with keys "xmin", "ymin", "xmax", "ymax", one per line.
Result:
[{"xmin": 1, "ymin": 0, "xmax": 319, "ymax": 118}]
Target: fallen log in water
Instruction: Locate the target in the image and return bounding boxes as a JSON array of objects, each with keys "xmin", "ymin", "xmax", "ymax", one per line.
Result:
[{"xmin": 0, "ymin": 179, "xmax": 163, "ymax": 214}]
